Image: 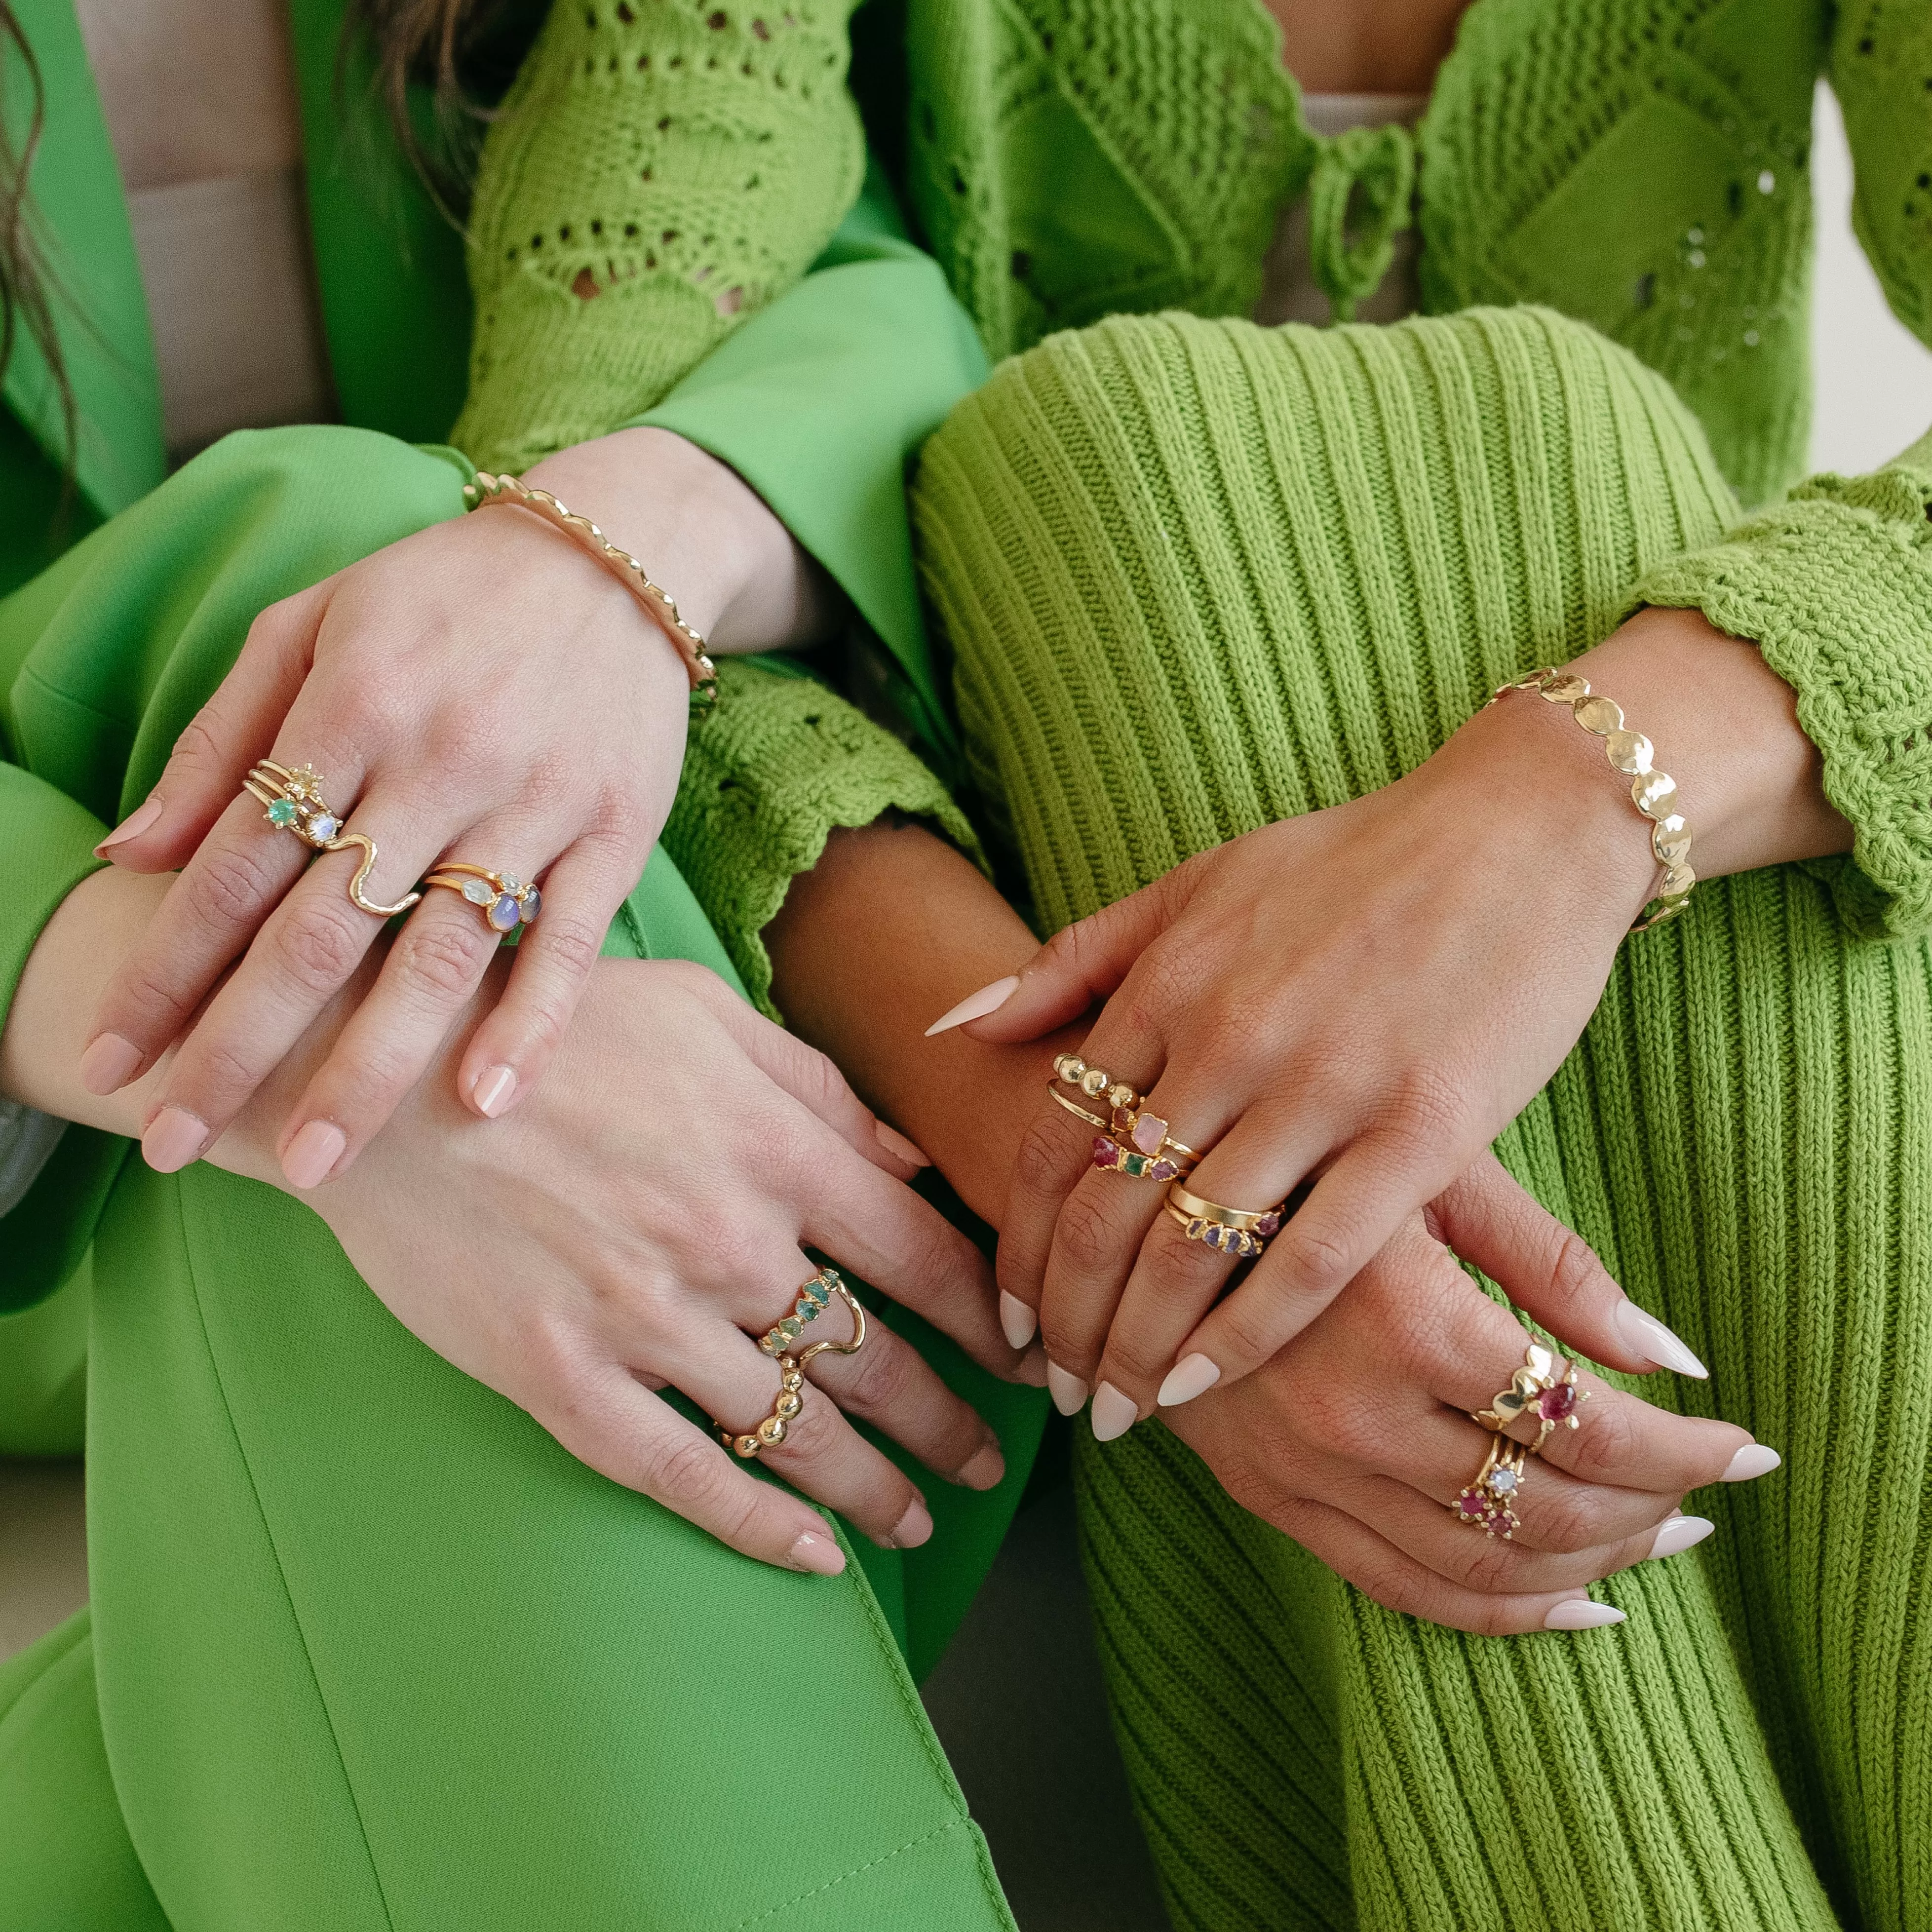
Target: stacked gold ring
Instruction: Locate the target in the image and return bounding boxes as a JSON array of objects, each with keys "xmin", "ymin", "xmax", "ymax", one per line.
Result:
[
  {"xmin": 1454, "ymin": 1433, "xmax": 1529, "ymax": 1538},
  {"xmin": 1471, "ymin": 1342, "xmax": 1588, "ymax": 1454},
  {"xmin": 1163, "ymin": 1181, "xmax": 1286, "ymax": 1258},
  {"xmin": 721, "ymin": 1277, "xmax": 867, "ymax": 1459},
  {"xmin": 423, "ymin": 863, "xmax": 542, "ymax": 934},
  {"xmin": 243, "ymin": 761, "xmax": 421, "ymax": 919}
]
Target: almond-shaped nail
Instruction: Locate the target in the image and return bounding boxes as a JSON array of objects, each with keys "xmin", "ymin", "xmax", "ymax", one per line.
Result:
[
  {"xmin": 1046, "ymin": 1361, "xmax": 1088, "ymax": 1416},
  {"xmin": 141, "ymin": 1106, "xmax": 207, "ymax": 1174},
  {"xmin": 1090, "ymin": 1380, "xmax": 1139, "ymax": 1443},
  {"xmin": 1647, "ymin": 1514, "xmax": 1715, "ymax": 1559},
  {"xmin": 955, "ymin": 1441, "xmax": 1006, "ymax": 1490},
  {"xmin": 1612, "ymin": 1299, "xmax": 1708, "ymax": 1379},
  {"xmin": 79, "ymin": 1032, "xmax": 144, "ymax": 1095},
  {"xmin": 1544, "ymin": 1599, "xmax": 1626, "ymax": 1631},
  {"xmin": 282, "ymin": 1120, "xmax": 347, "ymax": 1191},
  {"xmin": 884, "ymin": 1497, "xmax": 933, "ymax": 1549},
  {"xmin": 473, "ymin": 1065, "xmax": 517, "ymax": 1118},
  {"xmin": 1158, "ymin": 1352, "xmax": 1221, "ymax": 1407},
  {"xmin": 94, "ymin": 793, "xmax": 163, "ymax": 856},
  {"xmin": 1721, "ymin": 1443, "xmax": 1781, "ymax": 1482},
  {"xmin": 875, "ymin": 1121, "xmax": 930, "ymax": 1167},
  {"xmin": 925, "ymin": 974, "xmax": 1020, "ymax": 1037},
  {"xmin": 1000, "ymin": 1290, "xmax": 1039, "ymax": 1349},
  {"xmin": 788, "ymin": 1531, "xmax": 845, "ymax": 1576}
]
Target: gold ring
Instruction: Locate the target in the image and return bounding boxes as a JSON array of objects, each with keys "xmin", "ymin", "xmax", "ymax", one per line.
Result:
[
  {"xmin": 243, "ymin": 760, "xmax": 421, "ymax": 920},
  {"xmin": 1090, "ymin": 1133, "xmax": 1194, "ymax": 1183},
  {"xmin": 1162, "ymin": 1178, "xmax": 1284, "ymax": 1256},
  {"xmin": 1053, "ymin": 1052, "xmax": 1143, "ymax": 1115},
  {"xmin": 424, "ymin": 863, "xmax": 542, "ymax": 934},
  {"xmin": 721, "ymin": 1278, "xmax": 867, "ymax": 1459},
  {"xmin": 1112, "ymin": 1104, "xmax": 1198, "ymax": 1165},
  {"xmin": 1046, "ymin": 1081, "xmax": 1108, "ymax": 1129},
  {"xmin": 1454, "ymin": 1432, "xmax": 1528, "ymax": 1537},
  {"xmin": 755, "ymin": 1266, "xmax": 843, "ymax": 1355},
  {"xmin": 1471, "ymin": 1342, "xmax": 1588, "ymax": 1451}
]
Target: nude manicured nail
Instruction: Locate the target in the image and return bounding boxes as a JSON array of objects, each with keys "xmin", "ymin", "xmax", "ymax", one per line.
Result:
[
  {"xmin": 141, "ymin": 1107, "xmax": 207, "ymax": 1174},
  {"xmin": 79, "ymin": 1033, "xmax": 144, "ymax": 1095},
  {"xmin": 925, "ymin": 975, "xmax": 1020, "ymax": 1037},
  {"xmin": 1158, "ymin": 1352, "xmax": 1222, "ymax": 1408},
  {"xmin": 1648, "ymin": 1514, "xmax": 1716, "ymax": 1559},
  {"xmin": 956, "ymin": 1441, "xmax": 1006, "ymax": 1490},
  {"xmin": 1612, "ymin": 1299, "xmax": 1708, "ymax": 1379},
  {"xmin": 875, "ymin": 1121, "xmax": 930, "ymax": 1167},
  {"xmin": 282, "ymin": 1120, "xmax": 347, "ymax": 1191},
  {"xmin": 1722, "ymin": 1443, "xmax": 1782, "ymax": 1482},
  {"xmin": 1046, "ymin": 1362, "xmax": 1088, "ymax": 1416},
  {"xmin": 1544, "ymin": 1599, "xmax": 1626, "ymax": 1631},
  {"xmin": 1000, "ymin": 1290, "xmax": 1039, "ymax": 1349},
  {"xmin": 788, "ymin": 1531, "xmax": 846, "ymax": 1576},
  {"xmin": 473, "ymin": 1065, "xmax": 517, "ymax": 1118},
  {"xmin": 885, "ymin": 1497, "xmax": 934, "ymax": 1549},
  {"xmin": 1090, "ymin": 1380, "xmax": 1139, "ymax": 1443},
  {"xmin": 94, "ymin": 794, "xmax": 163, "ymax": 856}
]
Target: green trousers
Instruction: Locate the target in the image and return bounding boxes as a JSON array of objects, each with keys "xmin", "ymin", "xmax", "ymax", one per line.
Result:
[
  {"xmin": 0, "ymin": 428, "xmax": 1032, "ymax": 1932},
  {"xmin": 914, "ymin": 306, "xmax": 1929, "ymax": 1932}
]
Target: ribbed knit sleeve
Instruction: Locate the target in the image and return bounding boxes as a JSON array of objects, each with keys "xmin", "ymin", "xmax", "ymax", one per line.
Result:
[
  {"xmin": 451, "ymin": 0, "xmax": 866, "ymax": 472},
  {"xmin": 1637, "ymin": 426, "xmax": 1932, "ymax": 940},
  {"xmin": 660, "ymin": 657, "xmax": 984, "ymax": 1018}
]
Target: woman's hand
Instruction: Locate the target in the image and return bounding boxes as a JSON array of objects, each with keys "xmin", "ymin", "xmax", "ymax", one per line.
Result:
[
  {"xmin": 1159, "ymin": 1166, "xmax": 1776, "ymax": 1634},
  {"xmin": 79, "ymin": 427, "xmax": 835, "ymax": 1192},
  {"xmin": 945, "ymin": 610, "xmax": 1853, "ymax": 1410}
]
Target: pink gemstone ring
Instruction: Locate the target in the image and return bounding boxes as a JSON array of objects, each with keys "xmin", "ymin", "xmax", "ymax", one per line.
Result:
[
  {"xmin": 1471, "ymin": 1342, "xmax": 1589, "ymax": 1452},
  {"xmin": 1454, "ymin": 1433, "xmax": 1529, "ymax": 1538},
  {"xmin": 1091, "ymin": 1134, "xmax": 1188, "ymax": 1184}
]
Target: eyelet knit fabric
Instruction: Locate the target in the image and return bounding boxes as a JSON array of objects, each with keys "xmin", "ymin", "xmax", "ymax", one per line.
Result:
[{"xmin": 914, "ymin": 304, "xmax": 1930, "ymax": 1932}]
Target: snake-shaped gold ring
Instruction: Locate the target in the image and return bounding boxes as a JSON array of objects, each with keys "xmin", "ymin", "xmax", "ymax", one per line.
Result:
[{"xmin": 243, "ymin": 760, "xmax": 422, "ymax": 919}]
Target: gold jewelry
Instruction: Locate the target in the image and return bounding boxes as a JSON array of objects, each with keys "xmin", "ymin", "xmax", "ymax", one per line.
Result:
[
  {"xmin": 1046, "ymin": 1082, "xmax": 1109, "ymax": 1130},
  {"xmin": 243, "ymin": 761, "xmax": 421, "ymax": 919},
  {"xmin": 1472, "ymin": 1342, "xmax": 1588, "ymax": 1453},
  {"xmin": 755, "ymin": 1266, "xmax": 843, "ymax": 1356},
  {"xmin": 722, "ymin": 1279, "xmax": 868, "ymax": 1459},
  {"xmin": 1487, "ymin": 668, "xmax": 1694, "ymax": 930},
  {"xmin": 1053, "ymin": 1053, "xmax": 1143, "ymax": 1114},
  {"xmin": 1090, "ymin": 1133, "xmax": 1195, "ymax": 1183},
  {"xmin": 1112, "ymin": 1104, "xmax": 1198, "ymax": 1166},
  {"xmin": 1163, "ymin": 1180, "xmax": 1285, "ymax": 1256},
  {"xmin": 464, "ymin": 471, "xmax": 719, "ymax": 717},
  {"xmin": 1455, "ymin": 1433, "xmax": 1528, "ymax": 1537},
  {"xmin": 423, "ymin": 863, "xmax": 542, "ymax": 934}
]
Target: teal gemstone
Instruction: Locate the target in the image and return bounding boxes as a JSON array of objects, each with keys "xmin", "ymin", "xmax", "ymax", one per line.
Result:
[{"xmin": 268, "ymin": 799, "xmax": 297, "ymax": 827}]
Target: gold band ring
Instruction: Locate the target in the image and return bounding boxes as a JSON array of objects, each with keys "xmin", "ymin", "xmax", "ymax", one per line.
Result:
[
  {"xmin": 1471, "ymin": 1342, "xmax": 1588, "ymax": 1452},
  {"xmin": 1163, "ymin": 1178, "xmax": 1284, "ymax": 1256},
  {"xmin": 1046, "ymin": 1081, "xmax": 1109, "ymax": 1130},
  {"xmin": 1454, "ymin": 1433, "xmax": 1528, "ymax": 1538},
  {"xmin": 1053, "ymin": 1052, "xmax": 1143, "ymax": 1115},
  {"xmin": 243, "ymin": 761, "xmax": 421, "ymax": 920},
  {"xmin": 423, "ymin": 863, "xmax": 542, "ymax": 934},
  {"xmin": 722, "ymin": 1278, "xmax": 867, "ymax": 1459}
]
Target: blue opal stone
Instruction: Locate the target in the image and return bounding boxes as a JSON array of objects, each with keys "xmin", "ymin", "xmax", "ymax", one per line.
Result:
[
  {"xmin": 268, "ymin": 798, "xmax": 297, "ymax": 827},
  {"xmin": 488, "ymin": 894, "xmax": 521, "ymax": 932},
  {"xmin": 519, "ymin": 887, "xmax": 541, "ymax": 924},
  {"xmin": 309, "ymin": 815, "xmax": 340, "ymax": 842}
]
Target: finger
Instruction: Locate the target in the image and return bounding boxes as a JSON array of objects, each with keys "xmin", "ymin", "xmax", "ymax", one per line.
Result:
[
  {"xmin": 133, "ymin": 785, "xmax": 442, "ymax": 1167},
  {"xmin": 94, "ymin": 586, "xmax": 326, "ymax": 871},
  {"xmin": 453, "ymin": 834, "xmax": 637, "ymax": 1121},
  {"xmin": 939, "ymin": 867, "xmax": 1196, "ymax": 1043},
  {"xmin": 1429, "ymin": 1152, "xmax": 1711, "ymax": 1381},
  {"xmin": 531, "ymin": 1355, "xmax": 849, "ymax": 1575},
  {"xmin": 1090, "ymin": 1212, "xmax": 1238, "ymax": 1433}
]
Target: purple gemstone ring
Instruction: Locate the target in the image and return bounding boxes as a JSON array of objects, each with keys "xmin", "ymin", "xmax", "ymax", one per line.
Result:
[
  {"xmin": 422, "ymin": 863, "xmax": 543, "ymax": 936},
  {"xmin": 1162, "ymin": 1181, "xmax": 1285, "ymax": 1255}
]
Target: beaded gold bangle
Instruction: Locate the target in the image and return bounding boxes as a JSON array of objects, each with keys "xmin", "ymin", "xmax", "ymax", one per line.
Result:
[
  {"xmin": 464, "ymin": 470, "xmax": 719, "ymax": 717},
  {"xmin": 1489, "ymin": 668, "xmax": 1695, "ymax": 931}
]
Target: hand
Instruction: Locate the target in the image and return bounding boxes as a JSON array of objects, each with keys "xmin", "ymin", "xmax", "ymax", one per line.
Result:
[
  {"xmin": 1159, "ymin": 1168, "xmax": 1776, "ymax": 1634},
  {"xmin": 946, "ymin": 611, "xmax": 1854, "ymax": 1408},
  {"xmin": 80, "ymin": 427, "xmax": 835, "ymax": 1191}
]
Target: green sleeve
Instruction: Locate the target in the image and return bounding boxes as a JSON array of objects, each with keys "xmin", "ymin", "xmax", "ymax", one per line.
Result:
[{"xmin": 1636, "ymin": 426, "xmax": 1932, "ymax": 939}]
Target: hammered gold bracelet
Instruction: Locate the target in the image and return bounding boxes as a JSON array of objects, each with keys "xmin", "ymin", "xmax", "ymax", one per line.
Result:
[
  {"xmin": 1489, "ymin": 667, "xmax": 1695, "ymax": 931},
  {"xmin": 464, "ymin": 470, "xmax": 719, "ymax": 717}
]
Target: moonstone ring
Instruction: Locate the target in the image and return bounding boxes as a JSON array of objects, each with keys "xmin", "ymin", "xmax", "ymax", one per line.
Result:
[
  {"xmin": 243, "ymin": 760, "xmax": 422, "ymax": 919},
  {"xmin": 422, "ymin": 863, "xmax": 542, "ymax": 934}
]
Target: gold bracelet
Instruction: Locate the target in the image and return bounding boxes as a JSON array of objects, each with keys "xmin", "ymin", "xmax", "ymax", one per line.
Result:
[
  {"xmin": 464, "ymin": 470, "xmax": 719, "ymax": 717},
  {"xmin": 1488, "ymin": 668, "xmax": 1695, "ymax": 930}
]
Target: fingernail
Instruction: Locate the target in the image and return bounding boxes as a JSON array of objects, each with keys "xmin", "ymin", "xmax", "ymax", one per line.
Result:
[
  {"xmin": 1721, "ymin": 1443, "xmax": 1782, "ymax": 1482},
  {"xmin": 999, "ymin": 1290, "xmax": 1039, "ymax": 1349},
  {"xmin": 1648, "ymin": 1514, "xmax": 1716, "ymax": 1559},
  {"xmin": 473, "ymin": 1065, "xmax": 517, "ymax": 1118},
  {"xmin": 79, "ymin": 1032, "xmax": 144, "ymax": 1095},
  {"xmin": 282, "ymin": 1119, "xmax": 347, "ymax": 1191},
  {"xmin": 1046, "ymin": 1361, "xmax": 1088, "ymax": 1416},
  {"xmin": 141, "ymin": 1106, "xmax": 207, "ymax": 1174},
  {"xmin": 1612, "ymin": 1299, "xmax": 1708, "ymax": 1379},
  {"xmin": 787, "ymin": 1531, "xmax": 846, "ymax": 1576},
  {"xmin": 956, "ymin": 1441, "xmax": 1006, "ymax": 1490},
  {"xmin": 875, "ymin": 1121, "xmax": 930, "ymax": 1166},
  {"xmin": 1090, "ymin": 1380, "xmax": 1139, "ymax": 1443},
  {"xmin": 1158, "ymin": 1352, "xmax": 1222, "ymax": 1408},
  {"xmin": 1544, "ymin": 1598, "xmax": 1626, "ymax": 1631},
  {"xmin": 94, "ymin": 793, "xmax": 163, "ymax": 856},
  {"xmin": 885, "ymin": 1497, "xmax": 934, "ymax": 1549},
  {"xmin": 925, "ymin": 974, "xmax": 1020, "ymax": 1037},
  {"xmin": 1015, "ymin": 1347, "xmax": 1050, "ymax": 1388}
]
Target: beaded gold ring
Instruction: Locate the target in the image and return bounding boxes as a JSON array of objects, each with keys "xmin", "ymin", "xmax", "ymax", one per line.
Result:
[
  {"xmin": 1053, "ymin": 1052, "xmax": 1144, "ymax": 1116},
  {"xmin": 722, "ymin": 1279, "xmax": 868, "ymax": 1460}
]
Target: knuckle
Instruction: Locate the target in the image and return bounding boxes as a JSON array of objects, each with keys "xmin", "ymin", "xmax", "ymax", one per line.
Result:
[
  {"xmin": 1278, "ymin": 1217, "xmax": 1356, "ymax": 1299},
  {"xmin": 1210, "ymin": 1289, "xmax": 1288, "ymax": 1372},
  {"xmin": 1102, "ymin": 1326, "xmax": 1177, "ymax": 1391},
  {"xmin": 189, "ymin": 839, "xmax": 284, "ymax": 932},
  {"xmin": 1378, "ymin": 1065, "xmax": 1468, "ymax": 1152},
  {"xmin": 113, "ymin": 959, "xmax": 199, "ymax": 1037},
  {"xmin": 169, "ymin": 709, "xmax": 227, "ymax": 775},
  {"xmin": 1559, "ymin": 1397, "xmax": 1638, "ymax": 1485},
  {"xmin": 1454, "ymin": 1532, "xmax": 1527, "ymax": 1596},
  {"xmin": 536, "ymin": 912, "xmax": 606, "ymax": 987},
  {"xmin": 1050, "ymin": 1187, "xmax": 1121, "ymax": 1279},
  {"xmin": 1012, "ymin": 1114, "xmax": 1082, "ymax": 1202},
  {"xmin": 1526, "ymin": 1485, "xmax": 1600, "ymax": 1556},
  {"xmin": 392, "ymin": 915, "xmax": 493, "ymax": 1004},
  {"xmin": 270, "ymin": 900, "xmax": 368, "ymax": 994},
  {"xmin": 643, "ymin": 1430, "xmax": 738, "ymax": 1518},
  {"xmin": 1545, "ymin": 1229, "xmax": 1607, "ymax": 1311},
  {"xmin": 840, "ymin": 1335, "xmax": 919, "ymax": 1415}
]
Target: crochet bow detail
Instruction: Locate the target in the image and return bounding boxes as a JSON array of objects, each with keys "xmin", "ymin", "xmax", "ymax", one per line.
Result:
[{"xmin": 1305, "ymin": 121, "xmax": 1416, "ymax": 322}]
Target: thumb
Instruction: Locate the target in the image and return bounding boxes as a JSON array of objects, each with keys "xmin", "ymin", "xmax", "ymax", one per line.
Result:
[
  {"xmin": 1427, "ymin": 1153, "xmax": 1710, "ymax": 1382},
  {"xmin": 926, "ymin": 870, "xmax": 1191, "ymax": 1044}
]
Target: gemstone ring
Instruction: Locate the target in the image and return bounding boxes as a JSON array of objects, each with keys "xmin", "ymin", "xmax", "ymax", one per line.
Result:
[
  {"xmin": 1454, "ymin": 1432, "xmax": 1529, "ymax": 1538},
  {"xmin": 421, "ymin": 863, "xmax": 543, "ymax": 935},
  {"xmin": 1162, "ymin": 1180, "xmax": 1284, "ymax": 1257},
  {"xmin": 243, "ymin": 760, "xmax": 422, "ymax": 919},
  {"xmin": 1471, "ymin": 1342, "xmax": 1589, "ymax": 1453}
]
